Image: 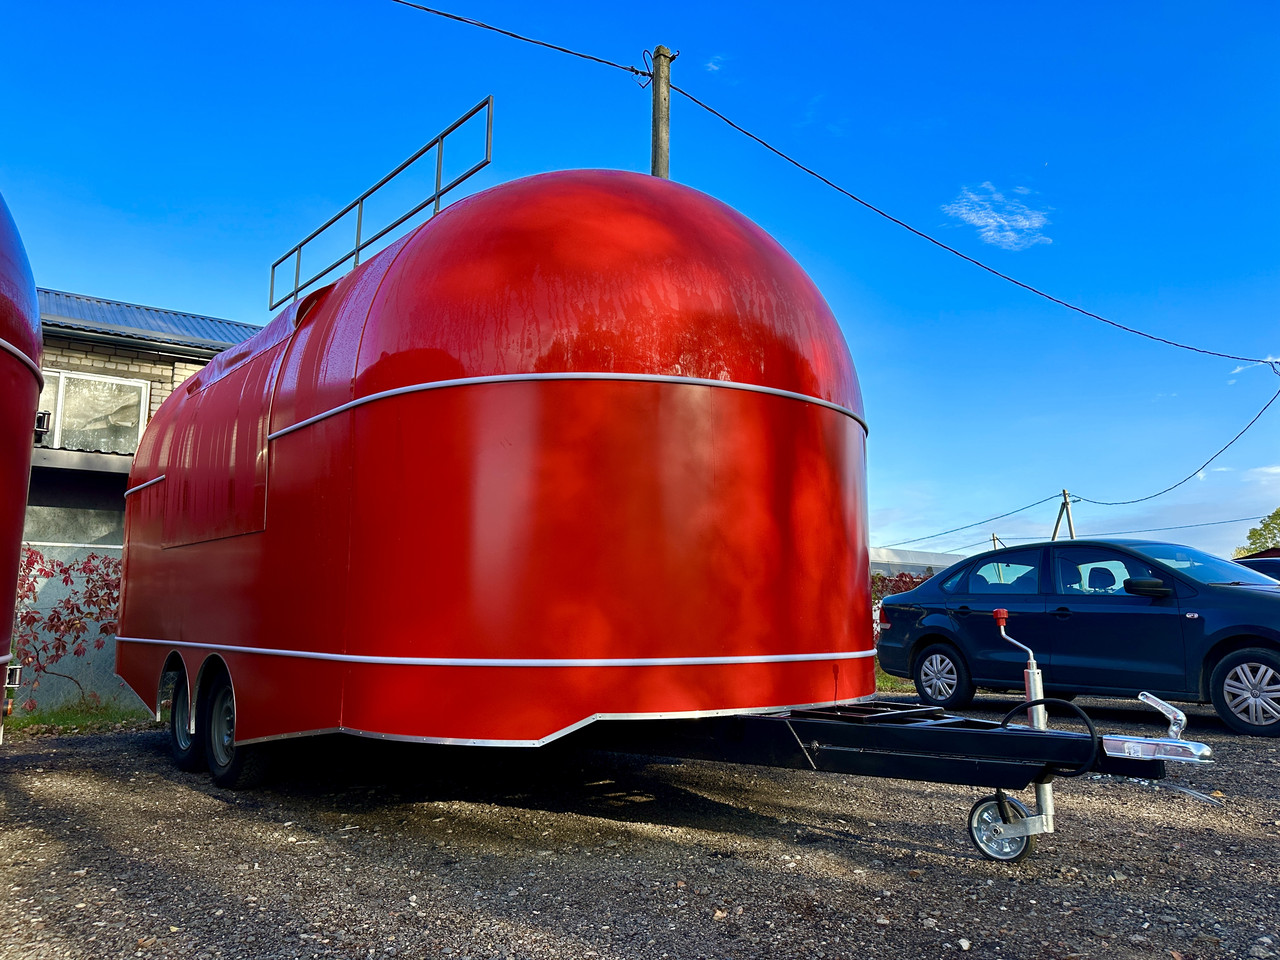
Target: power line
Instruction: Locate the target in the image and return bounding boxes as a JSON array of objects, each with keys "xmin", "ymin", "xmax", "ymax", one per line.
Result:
[
  {"xmin": 931, "ymin": 514, "xmax": 1265, "ymax": 556},
  {"xmin": 1076, "ymin": 382, "xmax": 1280, "ymax": 506},
  {"xmin": 388, "ymin": 0, "xmax": 648, "ymax": 77},
  {"xmin": 390, "ymin": 2, "xmax": 1280, "ymax": 544},
  {"xmin": 879, "ymin": 375, "xmax": 1280, "ymax": 547},
  {"xmin": 667, "ymin": 84, "xmax": 1277, "ymax": 370},
  {"xmin": 878, "ymin": 495, "xmax": 1059, "ymax": 548},
  {"xmin": 391, "ymin": 1, "xmax": 1276, "ymax": 370},
  {"xmin": 1010, "ymin": 516, "xmax": 1265, "ymax": 541}
]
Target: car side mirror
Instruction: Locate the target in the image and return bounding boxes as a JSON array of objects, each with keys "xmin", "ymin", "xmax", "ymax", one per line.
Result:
[{"xmin": 1124, "ymin": 577, "xmax": 1173, "ymax": 598}]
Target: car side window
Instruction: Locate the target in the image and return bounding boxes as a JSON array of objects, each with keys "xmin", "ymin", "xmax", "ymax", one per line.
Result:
[
  {"xmin": 1053, "ymin": 547, "xmax": 1158, "ymax": 596},
  {"xmin": 968, "ymin": 551, "xmax": 1040, "ymax": 594},
  {"xmin": 939, "ymin": 566, "xmax": 969, "ymax": 593}
]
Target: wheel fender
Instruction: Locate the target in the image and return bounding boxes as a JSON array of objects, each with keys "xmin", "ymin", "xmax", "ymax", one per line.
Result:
[
  {"xmin": 1200, "ymin": 635, "xmax": 1280, "ymax": 700},
  {"xmin": 909, "ymin": 628, "xmax": 962, "ymax": 672},
  {"xmin": 192, "ymin": 654, "xmax": 232, "ymax": 726},
  {"xmin": 157, "ymin": 651, "xmax": 196, "ymax": 730}
]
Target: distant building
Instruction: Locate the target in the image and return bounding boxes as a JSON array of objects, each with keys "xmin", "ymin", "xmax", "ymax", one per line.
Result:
[
  {"xmin": 868, "ymin": 546, "xmax": 962, "ymax": 579},
  {"xmin": 26, "ymin": 289, "xmax": 259, "ymax": 552},
  {"xmin": 22, "ymin": 289, "xmax": 257, "ymax": 707}
]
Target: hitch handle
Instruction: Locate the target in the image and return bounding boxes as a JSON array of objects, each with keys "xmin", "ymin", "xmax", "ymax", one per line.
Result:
[{"xmin": 992, "ymin": 608, "xmax": 1009, "ymax": 627}]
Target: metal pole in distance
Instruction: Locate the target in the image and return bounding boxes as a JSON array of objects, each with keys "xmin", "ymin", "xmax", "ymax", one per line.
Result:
[{"xmin": 651, "ymin": 45, "xmax": 673, "ymax": 178}]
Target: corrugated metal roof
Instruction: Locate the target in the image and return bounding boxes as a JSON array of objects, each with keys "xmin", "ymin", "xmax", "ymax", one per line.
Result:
[{"xmin": 38, "ymin": 288, "xmax": 261, "ymax": 351}]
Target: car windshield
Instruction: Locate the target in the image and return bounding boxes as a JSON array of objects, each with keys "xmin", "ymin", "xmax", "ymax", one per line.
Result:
[{"xmin": 1131, "ymin": 542, "xmax": 1279, "ymax": 586}]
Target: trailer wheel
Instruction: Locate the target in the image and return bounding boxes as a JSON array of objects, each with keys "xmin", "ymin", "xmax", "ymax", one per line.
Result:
[
  {"xmin": 968, "ymin": 795, "xmax": 1035, "ymax": 864},
  {"xmin": 169, "ymin": 672, "xmax": 205, "ymax": 772},
  {"xmin": 203, "ymin": 672, "xmax": 268, "ymax": 789}
]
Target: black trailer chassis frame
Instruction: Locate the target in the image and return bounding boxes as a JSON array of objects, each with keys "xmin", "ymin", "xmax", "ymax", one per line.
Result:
[
  {"xmin": 577, "ymin": 699, "xmax": 1213, "ymax": 863},
  {"xmin": 585, "ymin": 700, "xmax": 1209, "ymax": 789}
]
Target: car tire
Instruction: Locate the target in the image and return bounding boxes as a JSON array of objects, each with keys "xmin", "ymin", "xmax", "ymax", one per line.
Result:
[
  {"xmin": 912, "ymin": 643, "xmax": 975, "ymax": 709},
  {"xmin": 1209, "ymin": 647, "xmax": 1280, "ymax": 737}
]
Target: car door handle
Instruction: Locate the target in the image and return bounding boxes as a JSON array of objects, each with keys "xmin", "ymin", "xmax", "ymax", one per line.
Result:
[
  {"xmin": 1054, "ymin": 606, "xmax": 1072, "ymax": 620},
  {"xmin": 955, "ymin": 606, "xmax": 972, "ymax": 618}
]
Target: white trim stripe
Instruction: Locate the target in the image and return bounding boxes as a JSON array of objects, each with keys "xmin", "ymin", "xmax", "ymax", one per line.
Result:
[
  {"xmin": 124, "ymin": 474, "xmax": 166, "ymax": 497},
  {"xmin": 22, "ymin": 540, "xmax": 124, "ymax": 551},
  {"xmin": 267, "ymin": 372, "xmax": 868, "ymax": 441},
  {"xmin": 116, "ymin": 635, "xmax": 876, "ymax": 667},
  {"xmin": 235, "ymin": 696, "xmax": 880, "ymax": 749},
  {"xmin": 0, "ymin": 335, "xmax": 43, "ymax": 389}
]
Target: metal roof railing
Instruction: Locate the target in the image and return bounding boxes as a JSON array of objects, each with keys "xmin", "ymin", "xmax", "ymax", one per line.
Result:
[{"xmin": 269, "ymin": 96, "xmax": 493, "ymax": 311}]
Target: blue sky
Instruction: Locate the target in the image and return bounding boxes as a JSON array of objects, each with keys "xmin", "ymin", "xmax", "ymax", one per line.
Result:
[{"xmin": 3, "ymin": 1, "xmax": 1277, "ymax": 558}]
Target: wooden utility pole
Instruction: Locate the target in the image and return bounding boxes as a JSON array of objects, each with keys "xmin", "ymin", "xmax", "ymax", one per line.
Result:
[
  {"xmin": 651, "ymin": 45, "xmax": 673, "ymax": 178},
  {"xmin": 1050, "ymin": 489, "xmax": 1076, "ymax": 541}
]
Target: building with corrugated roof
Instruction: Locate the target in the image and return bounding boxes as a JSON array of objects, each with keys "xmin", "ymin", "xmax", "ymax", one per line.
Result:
[
  {"xmin": 22, "ymin": 289, "xmax": 257, "ymax": 708},
  {"xmin": 27, "ymin": 288, "xmax": 259, "ymax": 550}
]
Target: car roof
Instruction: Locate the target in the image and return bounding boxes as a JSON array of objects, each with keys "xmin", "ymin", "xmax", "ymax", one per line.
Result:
[{"xmin": 959, "ymin": 538, "xmax": 1189, "ymax": 563}]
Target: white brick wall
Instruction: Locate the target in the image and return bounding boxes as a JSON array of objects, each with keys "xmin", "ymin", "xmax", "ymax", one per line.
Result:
[{"xmin": 42, "ymin": 337, "xmax": 212, "ymax": 419}]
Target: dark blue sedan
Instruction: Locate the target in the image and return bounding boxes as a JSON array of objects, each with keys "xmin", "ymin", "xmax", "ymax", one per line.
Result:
[{"xmin": 876, "ymin": 539, "xmax": 1280, "ymax": 736}]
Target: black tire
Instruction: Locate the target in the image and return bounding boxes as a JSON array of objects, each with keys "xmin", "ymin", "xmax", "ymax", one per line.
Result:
[
  {"xmin": 203, "ymin": 670, "xmax": 269, "ymax": 788},
  {"xmin": 912, "ymin": 643, "xmax": 975, "ymax": 709},
  {"xmin": 968, "ymin": 795, "xmax": 1036, "ymax": 863},
  {"xmin": 1209, "ymin": 647, "xmax": 1280, "ymax": 737},
  {"xmin": 169, "ymin": 672, "xmax": 206, "ymax": 772}
]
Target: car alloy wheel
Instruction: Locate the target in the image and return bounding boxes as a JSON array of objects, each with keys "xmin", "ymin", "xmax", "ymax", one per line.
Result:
[
  {"xmin": 920, "ymin": 653, "xmax": 958, "ymax": 701},
  {"xmin": 1210, "ymin": 647, "xmax": 1280, "ymax": 737},
  {"xmin": 1221, "ymin": 661, "xmax": 1280, "ymax": 729}
]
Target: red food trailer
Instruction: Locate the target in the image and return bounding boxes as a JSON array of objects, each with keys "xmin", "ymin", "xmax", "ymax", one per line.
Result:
[
  {"xmin": 0, "ymin": 192, "xmax": 41, "ymax": 737},
  {"xmin": 116, "ymin": 170, "xmax": 874, "ymax": 780}
]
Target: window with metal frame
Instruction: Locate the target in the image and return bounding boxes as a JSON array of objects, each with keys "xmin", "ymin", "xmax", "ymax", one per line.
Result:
[{"xmin": 36, "ymin": 369, "xmax": 150, "ymax": 455}]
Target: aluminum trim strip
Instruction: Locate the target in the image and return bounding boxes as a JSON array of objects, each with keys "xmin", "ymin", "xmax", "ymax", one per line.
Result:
[
  {"xmin": 0, "ymin": 654, "xmax": 12, "ymax": 667},
  {"xmin": 234, "ymin": 696, "xmax": 879, "ymax": 749},
  {"xmin": 0, "ymin": 336, "xmax": 43, "ymax": 389},
  {"xmin": 115, "ymin": 636, "xmax": 876, "ymax": 667},
  {"xmin": 124, "ymin": 474, "xmax": 166, "ymax": 497},
  {"xmin": 266, "ymin": 372, "xmax": 869, "ymax": 441}
]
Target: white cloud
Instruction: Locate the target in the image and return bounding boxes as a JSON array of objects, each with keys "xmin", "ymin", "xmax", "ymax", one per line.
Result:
[
  {"xmin": 1244, "ymin": 465, "xmax": 1280, "ymax": 487},
  {"xmin": 705, "ymin": 55, "xmax": 725, "ymax": 72},
  {"xmin": 1211, "ymin": 466, "xmax": 1234, "ymax": 472},
  {"xmin": 942, "ymin": 182, "xmax": 1052, "ymax": 251}
]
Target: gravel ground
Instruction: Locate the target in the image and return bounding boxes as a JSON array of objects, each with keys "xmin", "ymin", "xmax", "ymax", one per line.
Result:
[{"xmin": 1, "ymin": 695, "xmax": 1277, "ymax": 960}]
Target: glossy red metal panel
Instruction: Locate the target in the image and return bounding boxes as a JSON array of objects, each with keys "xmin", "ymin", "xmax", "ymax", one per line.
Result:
[
  {"xmin": 117, "ymin": 170, "xmax": 871, "ymax": 747},
  {"xmin": 354, "ymin": 171, "xmax": 862, "ymax": 415},
  {"xmin": 0, "ymin": 193, "xmax": 40, "ymax": 626},
  {"xmin": 267, "ymin": 237, "xmax": 412, "ymax": 432},
  {"xmin": 343, "ymin": 383, "xmax": 865, "ymax": 660},
  {"xmin": 341, "ymin": 659, "xmax": 876, "ymax": 745}
]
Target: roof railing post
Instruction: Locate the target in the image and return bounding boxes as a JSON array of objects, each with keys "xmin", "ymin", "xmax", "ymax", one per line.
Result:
[{"xmin": 434, "ymin": 140, "xmax": 445, "ymax": 216}]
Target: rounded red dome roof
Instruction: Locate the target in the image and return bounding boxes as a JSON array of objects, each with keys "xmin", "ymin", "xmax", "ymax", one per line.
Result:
[
  {"xmin": 354, "ymin": 170, "xmax": 862, "ymax": 419},
  {"xmin": 0, "ymin": 193, "xmax": 40, "ymax": 376}
]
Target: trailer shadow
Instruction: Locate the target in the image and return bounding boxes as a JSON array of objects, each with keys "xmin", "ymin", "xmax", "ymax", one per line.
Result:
[{"xmin": 140, "ymin": 732, "xmax": 964, "ymax": 864}]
